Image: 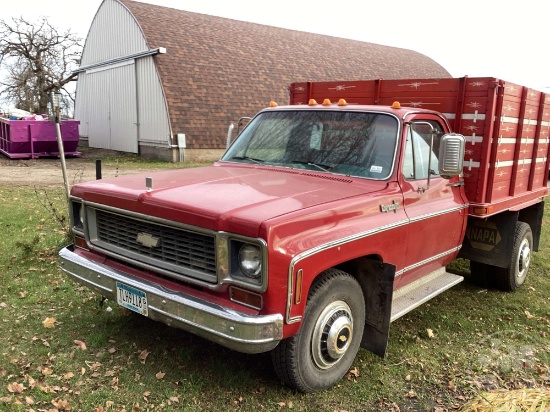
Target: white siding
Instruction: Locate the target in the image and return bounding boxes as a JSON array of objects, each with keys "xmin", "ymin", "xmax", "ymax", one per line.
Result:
[
  {"xmin": 110, "ymin": 62, "xmax": 138, "ymax": 153},
  {"xmin": 87, "ymin": 69, "xmax": 112, "ymax": 149},
  {"xmin": 74, "ymin": 72, "xmax": 89, "ymax": 138},
  {"xmin": 136, "ymin": 56, "xmax": 171, "ymax": 147},
  {"xmin": 75, "ymin": 0, "xmax": 171, "ymax": 153},
  {"xmin": 80, "ymin": 0, "xmax": 148, "ymax": 66},
  {"xmin": 85, "ymin": 62, "xmax": 138, "ymax": 153}
]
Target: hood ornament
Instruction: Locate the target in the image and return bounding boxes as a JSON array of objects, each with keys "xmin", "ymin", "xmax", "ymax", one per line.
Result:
[{"xmin": 146, "ymin": 177, "xmax": 153, "ymax": 192}]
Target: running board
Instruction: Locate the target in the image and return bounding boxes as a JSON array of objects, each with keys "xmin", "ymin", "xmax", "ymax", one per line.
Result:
[{"xmin": 390, "ymin": 268, "xmax": 463, "ymax": 322}]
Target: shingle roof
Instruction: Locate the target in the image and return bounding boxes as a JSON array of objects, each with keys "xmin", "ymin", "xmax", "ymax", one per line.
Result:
[{"xmin": 119, "ymin": 0, "xmax": 450, "ymax": 149}]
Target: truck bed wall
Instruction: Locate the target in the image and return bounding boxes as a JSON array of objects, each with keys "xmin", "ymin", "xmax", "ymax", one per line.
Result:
[{"xmin": 289, "ymin": 77, "xmax": 550, "ymax": 213}]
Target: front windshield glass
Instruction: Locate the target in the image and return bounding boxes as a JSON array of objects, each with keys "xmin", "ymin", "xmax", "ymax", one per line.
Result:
[{"xmin": 221, "ymin": 110, "xmax": 399, "ymax": 179}]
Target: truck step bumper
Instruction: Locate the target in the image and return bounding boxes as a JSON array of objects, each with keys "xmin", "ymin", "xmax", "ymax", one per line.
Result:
[
  {"xmin": 59, "ymin": 245, "xmax": 283, "ymax": 354},
  {"xmin": 391, "ymin": 268, "xmax": 463, "ymax": 322}
]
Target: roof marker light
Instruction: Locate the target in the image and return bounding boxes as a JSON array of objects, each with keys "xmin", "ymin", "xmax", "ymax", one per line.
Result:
[
  {"xmin": 338, "ymin": 98, "xmax": 347, "ymax": 106},
  {"xmin": 269, "ymin": 101, "xmax": 278, "ymax": 107},
  {"xmin": 391, "ymin": 101, "xmax": 401, "ymax": 109},
  {"xmin": 322, "ymin": 99, "xmax": 331, "ymax": 106},
  {"xmin": 308, "ymin": 99, "xmax": 318, "ymax": 105}
]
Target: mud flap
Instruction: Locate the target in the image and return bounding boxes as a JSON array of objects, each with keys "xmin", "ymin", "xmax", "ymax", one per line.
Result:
[
  {"xmin": 459, "ymin": 213, "xmax": 518, "ymax": 268},
  {"xmin": 358, "ymin": 261, "xmax": 395, "ymax": 358}
]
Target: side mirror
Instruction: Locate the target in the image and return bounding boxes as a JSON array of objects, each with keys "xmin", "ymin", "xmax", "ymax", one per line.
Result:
[{"xmin": 438, "ymin": 133, "xmax": 465, "ymax": 179}]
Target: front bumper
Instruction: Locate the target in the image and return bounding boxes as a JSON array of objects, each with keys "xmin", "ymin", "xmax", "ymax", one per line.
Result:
[{"xmin": 59, "ymin": 246, "xmax": 283, "ymax": 354}]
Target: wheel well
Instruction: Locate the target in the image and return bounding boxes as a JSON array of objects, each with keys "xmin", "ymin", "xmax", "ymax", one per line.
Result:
[
  {"xmin": 335, "ymin": 254, "xmax": 383, "ymax": 279},
  {"xmin": 301, "ymin": 255, "xmax": 395, "ymax": 358}
]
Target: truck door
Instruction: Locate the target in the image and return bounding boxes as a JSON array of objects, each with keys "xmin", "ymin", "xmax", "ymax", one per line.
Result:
[{"xmin": 398, "ymin": 117, "xmax": 468, "ymax": 287}]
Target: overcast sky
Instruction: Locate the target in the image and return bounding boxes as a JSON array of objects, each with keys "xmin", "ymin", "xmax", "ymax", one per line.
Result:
[{"xmin": 3, "ymin": 0, "xmax": 550, "ymax": 91}]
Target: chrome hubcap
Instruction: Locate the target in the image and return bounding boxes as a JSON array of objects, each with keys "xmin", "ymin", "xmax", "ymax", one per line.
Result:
[
  {"xmin": 311, "ymin": 301, "xmax": 353, "ymax": 369},
  {"xmin": 517, "ymin": 238, "xmax": 531, "ymax": 282}
]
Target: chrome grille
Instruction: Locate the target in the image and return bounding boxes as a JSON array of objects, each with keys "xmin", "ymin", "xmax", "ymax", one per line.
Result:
[{"xmin": 91, "ymin": 208, "xmax": 217, "ymax": 282}]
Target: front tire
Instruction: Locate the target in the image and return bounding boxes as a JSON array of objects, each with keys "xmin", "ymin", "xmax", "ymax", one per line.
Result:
[
  {"xmin": 271, "ymin": 268, "xmax": 365, "ymax": 392},
  {"xmin": 495, "ymin": 222, "xmax": 533, "ymax": 291}
]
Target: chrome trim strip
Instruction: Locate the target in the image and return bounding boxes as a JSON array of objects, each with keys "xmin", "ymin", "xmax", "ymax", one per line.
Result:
[
  {"xmin": 285, "ymin": 204, "xmax": 468, "ymax": 323},
  {"xmin": 59, "ymin": 246, "xmax": 283, "ymax": 354},
  {"xmin": 409, "ymin": 204, "xmax": 468, "ymax": 223},
  {"xmin": 285, "ymin": 218, "xmax": 408, "ymax": 324},
  {"xmin": 394, "ymin": 246, "xmax": 462, "ymax": 277}
]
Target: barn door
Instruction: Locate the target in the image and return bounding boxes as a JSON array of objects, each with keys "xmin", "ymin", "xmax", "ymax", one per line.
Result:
[{"xmin": 87, "ymin": 61, "xmax": 138, "ymax": 153}]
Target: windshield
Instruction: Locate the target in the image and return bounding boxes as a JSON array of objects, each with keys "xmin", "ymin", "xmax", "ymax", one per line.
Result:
[{"xmin": 221, "ymin": 110, "xmax": 399, "ymax": 179}]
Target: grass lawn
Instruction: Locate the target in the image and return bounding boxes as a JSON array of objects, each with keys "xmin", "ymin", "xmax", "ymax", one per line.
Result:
[{"xmin": 0, "ymin": 167, "xmax": 548, "ymax": 411}]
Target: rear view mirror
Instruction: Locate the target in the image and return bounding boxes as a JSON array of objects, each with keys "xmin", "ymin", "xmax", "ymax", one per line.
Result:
[{"xmin": 438, "ymin": 133, "xmax": 465, "ymax": 178}]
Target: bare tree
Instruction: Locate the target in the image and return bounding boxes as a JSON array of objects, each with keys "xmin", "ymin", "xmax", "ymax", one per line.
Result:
[{"xmin": 0, "ymin": 16, "xmax": 82, "ymax": 116}]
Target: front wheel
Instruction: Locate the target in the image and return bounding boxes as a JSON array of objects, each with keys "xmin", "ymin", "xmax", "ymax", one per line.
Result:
[
  {"xmin": 495, "ymin": 222, "xmax": 533, "ymax": 291},
  {"xmin": 271, "ymin": 268, "xmax": 365, "ymax": 392}
]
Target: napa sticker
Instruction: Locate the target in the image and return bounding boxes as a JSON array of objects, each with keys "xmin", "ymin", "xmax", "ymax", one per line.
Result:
[{"xmin": 466, "ymin": 221, "xmax": 502, "ymax": 252}]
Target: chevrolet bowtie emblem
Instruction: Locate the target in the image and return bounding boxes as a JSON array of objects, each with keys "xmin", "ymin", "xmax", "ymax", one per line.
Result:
[{"xmin": 136, "ymin": 232, "xmax": 160, "ymax": 248}]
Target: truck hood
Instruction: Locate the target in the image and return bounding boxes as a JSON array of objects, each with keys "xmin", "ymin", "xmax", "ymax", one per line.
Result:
[{"xmin": 72, "ymin": 164, "xmax": 386, "ymax": 237}]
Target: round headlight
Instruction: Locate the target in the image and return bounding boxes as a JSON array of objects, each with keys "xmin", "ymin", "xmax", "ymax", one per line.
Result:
[{"xmin": 238, "ymin": 244, "xmax": 262, "ymax": 278}]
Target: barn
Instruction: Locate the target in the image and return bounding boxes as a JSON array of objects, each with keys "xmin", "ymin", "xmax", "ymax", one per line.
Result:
[{"xmin": 74, "ymin": 0, "xmax": 451, "ymax": 162}]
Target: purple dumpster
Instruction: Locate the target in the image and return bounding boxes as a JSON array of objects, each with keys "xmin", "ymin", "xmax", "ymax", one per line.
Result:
[{"xmin": 0, "ymin": 117, "xmax": 81, "ymax": 159}]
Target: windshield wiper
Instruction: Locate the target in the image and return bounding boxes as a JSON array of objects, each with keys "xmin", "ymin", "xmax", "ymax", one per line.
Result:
[
  {"xmin": 230, "ymin": 156, "xmax": 265, "ymax": 164},
  {"xmin": 291, "ymin": 160, "xmax": 332, "ymax": 172}
]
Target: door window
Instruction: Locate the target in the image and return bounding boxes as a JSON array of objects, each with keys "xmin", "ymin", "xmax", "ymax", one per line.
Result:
[{"xmin": 403, "ymin": 122, "xmax": 442, "ymax": 180}]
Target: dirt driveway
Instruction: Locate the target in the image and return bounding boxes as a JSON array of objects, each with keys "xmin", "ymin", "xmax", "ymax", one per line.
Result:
[{"xmin": 0, "ymin": 149, "xmax": 169, "ymax": 187}]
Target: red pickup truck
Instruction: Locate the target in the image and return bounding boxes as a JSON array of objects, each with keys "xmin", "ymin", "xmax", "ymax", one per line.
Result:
[{"xmin": 59, "ymin": 77, "xmax": 549, "ymax": 392}]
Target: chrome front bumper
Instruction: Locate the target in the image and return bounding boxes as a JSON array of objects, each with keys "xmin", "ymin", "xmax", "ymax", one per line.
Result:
[{"xmin": 59, "ymin": 246, "xmax": 283, "ymax": 354}]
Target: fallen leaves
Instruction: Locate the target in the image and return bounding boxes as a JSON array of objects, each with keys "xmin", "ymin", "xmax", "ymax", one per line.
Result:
[
  {"xmin": 346, "ymin": 366, "xmax": 360, "ymax": 381},
  {"xmin": 42, "ymin": 367, "xmax": 54, "ymax": 376},
  {"xmin": 74, "ymin": 340, "xmax": 87, "ymax": 350},
  {"xmin": 138, "ymin": 349, "xmax": 150, "ymax": 364},
  {"xmin": 51, "ymin": 397, "xmax": 72, "ymax": 411},
  {"xmin": 42, "ymin": 317, "xmax": 56, "ymax": 328},
  {"xmin": 7, "ymin": 382, "xmax": 24, "ymax": 394},
  {"xmin": 426, "ymin": 328, "xmax": 435, "ymax": 338},
  {"xmin": 155, "ymin": 371, "xmax": 165, "ymax": 380},
  {"xmin": 63, "ymin": 372, "xmax": 75, "ymax": 380}
]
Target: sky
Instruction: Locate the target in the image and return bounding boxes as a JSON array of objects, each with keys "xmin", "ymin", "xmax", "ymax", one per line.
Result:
[{"xmin": 2, "ymin": 0, "xmax": 550, "ymax": 91}]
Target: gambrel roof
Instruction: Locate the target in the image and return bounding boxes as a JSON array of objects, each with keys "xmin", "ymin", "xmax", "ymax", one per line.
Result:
[{"xmin": 118, "ymin": 0, "xmax": 451, "ymax": 150}]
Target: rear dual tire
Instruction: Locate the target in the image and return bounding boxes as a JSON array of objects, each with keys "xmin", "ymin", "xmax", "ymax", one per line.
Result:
[
  {"xmin": 495, "ymin": 222, "xmax": 532, "ymax": 291},
  {"xmin": 469, "ymin": 222, "xmax": 533, "ymax": 291}
]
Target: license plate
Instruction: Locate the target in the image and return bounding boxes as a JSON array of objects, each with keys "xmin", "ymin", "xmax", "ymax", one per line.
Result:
[{"xmin": 116, "ymin": 282, "xmax": 148, "ymax": 316}]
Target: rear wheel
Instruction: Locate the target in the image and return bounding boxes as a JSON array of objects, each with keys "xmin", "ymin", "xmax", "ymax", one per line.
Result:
[
  {"xmin": 495, "ymin": 222, "xmax": 532, "ymax": 291},
  {"xmin": 271, "ymin": 268, "xmax": 365, "ymax": 392}
]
